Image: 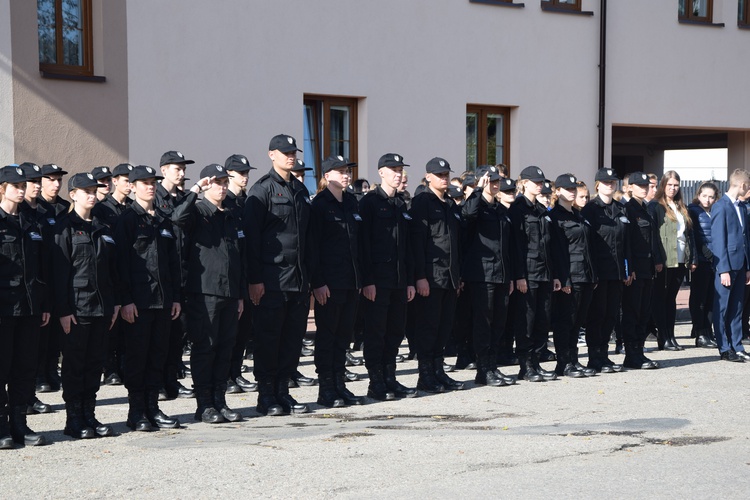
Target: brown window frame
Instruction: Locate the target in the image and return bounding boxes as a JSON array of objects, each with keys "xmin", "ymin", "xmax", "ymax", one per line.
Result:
[
  {"xmin": 38, "ymin": 0, "xmax": 95, "ymax": 77},
  {"xmin": 541, "ymin": 0, "xmax": 581, "ymax": 12},
  {"xmin": 303, "ymin": 95, "xmax": 359, "ymax": 185},
  {"xmin": 740, "ymin": 0, "xmax": 750, "ymax": 26},
  {"xmin": 679, "ymin": 0, "xmax": 714, "ymax": 23},
  {"xmin": 466, "ymin": 105, "xmax": 511, "ymax": 174}
]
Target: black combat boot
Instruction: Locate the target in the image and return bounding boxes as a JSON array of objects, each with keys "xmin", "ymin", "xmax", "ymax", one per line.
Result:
[
  {"xmin": 10, "ymin": 405, "xmax": 46, "ymax": 446},
  {"xmin": 276, "ymin": 379, "xmax": 310, "ymax": 414},
  {"xmin": 334, "ymin": 373, "xmax": 364, "ymax": 405},
  {"xmin": 474, "ymin": 357, "xmax": 506, "ymax": 387},
  {"xmin": 194, "ymin": 388, "xmax": 224, "ymax": 424},
  {"xmin": 434, "ymin": 356, "xmax": 465, "ymax": 390},
  {"xmin": 518, "ymin": 355, "xmax": 544, "ymax": 383},
  {"xmin": 416, "ymin": 358, "xmax": 445, "ymax": 393},
  {"xmin": 256, "ymin": 380, "xmax": 284, "ymax": 416},
  {"xmin": 317, "ymin": 373, "xmax": 345, "ymax": 408},
  {"xmin": 26, "ymin": 397, "xmax": 53, "ymax": 415},
  {"xmin": 0, "ymin": 405, "xmax": 14, "ymax": 449},
  {"xmin": 571, "ymin": 348, "xmax": 596, "ymax": 377},
  {"xmin": 587, "ymin": 347, "xmax": 614, "ymax": 373},
  {"xmin": 624, "ymin": 343, "xmax": 658, "ymax": 369},
  {"xmin": 83, "ymin": 399, "xmax": 115, "ymax": 437},
  {"xmin": 367, "ymin": 366, "xmax": 396, "ymax": 401},
  {"xmin": 213, "ymin": 386, "xmax": 242, "ymax": 422},
  {"xmin": 126, "ymin": 392, "xmax": 152, "ymax": 431},
  {"xmin": 383, "ymin": 364, "xmax": 417, "ymax": 398},
  {"xmin": 531, "ymin": 352, "xmax": 557, "ymax": 381},
  {"xmin": 146, "ymin": 391, "xmax": 180, "ymax": 429},
  {"xmin": 64, "ymin": 400, "xmax": 96, "ymax": 439},
  {"xmin": 638, "ymin": 341, "xmax": 659, "ymax": 369}
]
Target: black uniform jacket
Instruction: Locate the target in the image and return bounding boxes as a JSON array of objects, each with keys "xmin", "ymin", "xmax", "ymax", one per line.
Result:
[
  {"xmin": 581, "ymin": 196, "xmax": 631, "ymax": 281},
  {"xmin": 358, "ymin": 186, "xmax": 413, "ymax": 290},
  {"xmin": 53, "ymin": 211, "xmax": 118, "ymax": 318},
  {"xmin": 461, "ymin": 189, "xmax": 514, "ymax": 284},
  {"xmin": 92, "ymin": 194, "xmax": 132, "ymax": 229},
  {"xmin": 0, "ymin": 207, "xmax": 48, "ymax": 316},
  {"xmin": 508, "ymin": 195, "xmax": 556, "ymax": 283},
  {"xmin": 309, "ymin": 188, "xmax": 361, "ymax": 290},
  {"xmin": 155, "ymin": 184, "xmax": 195, "ymax": 289},
  {"xmin": 36, "ymin": 195, "xmax": 70, "ymax": 223},
  {"xmin": 174, "ymin": 198, "xmax": 246, "ymax": 299},
  {"xmin": 624, "ymin": 198, "xmax": 663, "ymax": 279},
  {"xmin": 409, "ymin": 189, "xmax": 461, "ymax": 290},
  {"xmin": 114, "ymin": 202, "xmax": 181, "ymax": 309},
  {"xmin": 224, "ymin": 189, "xmax": 247, "ymax": 220},
  {"xmin": 244, "ymin": 168, "xmax": 311, "ymax": 293},
  {"xmin": 549, "ymin": 204, "xmax": 597, "ymax": 287}
]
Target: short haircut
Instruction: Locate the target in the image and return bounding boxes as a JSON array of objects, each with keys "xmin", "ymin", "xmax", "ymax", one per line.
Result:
[{"xmin": 729, "ymin": 169, "xmax": 750, "ymax": 187}]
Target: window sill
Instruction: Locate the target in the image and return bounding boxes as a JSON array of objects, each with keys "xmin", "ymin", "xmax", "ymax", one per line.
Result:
[
  {"xmin": 40, "ymin": 71, "xmax": 106, "ymax": 83},
  {"xmin": 470, "ymin": 0, "xmax": 525, "ymax": 8},
  {"xmin": 541, "ymin": 5, "xmax": 593, "ymax": 16},
  {"xmin": 739, "ymin": 23, "xmax": 750, "ymax": 30},
  {"xmin": 678, "ymin": 19, "xmax": 725, "ymax": 28}
]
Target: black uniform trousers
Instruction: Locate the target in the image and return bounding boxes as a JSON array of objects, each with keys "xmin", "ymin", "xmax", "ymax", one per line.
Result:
[
  {"xmin": 621, "ymin": 277, "xmax": 653, "ymax": 345},
  {"xmin": 413, "ymin": 287, "xmax": 457, "ymax": 360},
  {"xmin": 449, "ymin": 288, "xmax": 473, "ymax": 359},
  {"xmin": 586, "ymin": 280, "xmax": 623, "ymax": 351},
  {"xmin": 104, "ymin": 319, "xmax": 125, "ymax": 378},
  {"xmin": 36, "ymin": 320, "xmax": 63, "ymax": 384},
  {"xmin": 229, "ymin": 300, "xmax": 252, "ymax": 380},
  {"xmin": 123, "ymin": 309, "xmax": 171, "ymax": 395},
  {"xmin": 186, "ymin": 294, "xmax": 238, "ymax": 391},
  {"xmin": 163, "ymin": 308, "xmax": 187, "ymax": 388},
  {"xmin": 467, "ymin": 282, "xmax": 509, "ymax": 361},
  {"xmin": 252, "ymin": 291, "xmax": 308, "ymax": 385},
  {"xmin": 0, "ymin": 316, "xmax": 41, "ymax": 408},
  {"xmin": 313, "ymin": 289, "xmax": 358, "ymax": 375},
  {"xmin": 362, "ymin": 287, "xmax": 408, "ymax": 369},
  {"xmin": 552, "ymin": 283, "xmax": 594, "ymax": 363},
  {"xmin": 653, "ymin": 264, "xmax": 687, "ymax": 341},
  {"xmin": 689, "ymin": 264, "xmax": 714, "ymax": 335},
  {"xmin": 61, "ymin": 316, "xmax": 107, "ymax": 403},
  {"xmin": 514, "ymin": 281, "xmax": 553, "ymax": 356}
]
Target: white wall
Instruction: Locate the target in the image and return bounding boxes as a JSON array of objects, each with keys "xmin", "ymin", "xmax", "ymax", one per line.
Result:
[{"xmin": 0, "ymin": 0, "xmax": 14, "ymax": 166}]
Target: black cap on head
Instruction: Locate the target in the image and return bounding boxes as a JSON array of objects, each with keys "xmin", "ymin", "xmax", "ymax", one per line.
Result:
[
  {"xmin": 378, "ymin": 153, "xmax": 409, "ymax": 169},
  {"xmin": 476, "ymin": 165, "xmax": 501, "ymax": 182},
  {"xmin": 555, "ymin": 174, "xmax": 578, "ymax": 190},
  {"xmin": 19, "ymin": 162, "xmax": 43, "ymax": 180},
  {"xmin": 129, "ymin": 165, "xmax": 164, "ymax": 182},
  {"xmin": 268, "ymin": 134, "xmax": 302, "ymax": 154},
  {"xmin": 160, "ymin": 151, "xmax": 194, "ymax": 167},
  {"xmin": 199, "ymin": 163, "xmax": 230, "ymax": 180},
  {"xmin": 112, "ymin": 163, "xmax": 134, "ymax": 177},
  {"xmin": 41, "ymin": 163, "xmax": 68, "ymax": 177},
  {"xmin": 91, "ymin": 166, "xmax": 112, "ymax": 180},
  {"xmin": 321, "ymin": 155, "xmax": 357, "ymax": 173},
  {"xmin": 447, "ymin": 185, "xmax": 464, "ymax": 199},
  {"xmin": 519, "ymin": 166, "xmax": 545, "ymax": 182},
  {"xmin": 595, "ymin": 168, "xmax": 619, "ymax": 182},
  {"xmin": 498, "ymin": 177, "xmax": 516, "ymax": 192},
  {"xmin": 292, "ymin": 159, "xmax": 312, "ymax": 172},
  {"xmin": 224, "ymin": 154, "xmax": 255, "ymax": 172},
  {"xmin": 541, "ymin": 180, "xmax": 553, "ymax": 195},
  {"xmin": 0, "ymin": 165, "xmax": 27, "ymax": 184},
  {"xmin": 68, "ymin": 172, "xmax": 106, "ymax": 191},
  {"xmin": 426, "ymin": 157, "xmax": 452, "ymax": 174},
  {"xmin": 628, "ymin": 171, "xmax": 650, "ymax": 186}
]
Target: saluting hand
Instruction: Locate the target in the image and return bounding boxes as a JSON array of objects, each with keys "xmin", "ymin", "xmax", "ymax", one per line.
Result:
[
  {"xmin": 60, "ymin": 314, "xmax": 77, "ymax": 334},
  {"xmin": 121, "ymin": 303, "xmax": 138, "ymax": 323},
  {"xmin": 314, "ymin": 285, "xmax": 330, "ymax": 306}
]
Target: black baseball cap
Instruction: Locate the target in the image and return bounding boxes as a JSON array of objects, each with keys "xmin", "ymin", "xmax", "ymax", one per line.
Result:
[
  {"xmin": 269, "ymin": 134, "xmax": 302, "ymax": 153},
  {"xmin": 0, "ymin": 165, "xmax": 26, "ymax": 184},
  {"xmin": 225, "ymin": 154, "xmax": 255, "ymax": 172},
  {"xmin": 541, "ymin": 180, "xmax": 553, "ymax": 195},
  {"xmin": 628, "ymin": 172, "xmax": 650, "ymax": 186},
  {"xmin": 292, "ymin": 159, "xmax": 312, "ymax": 172},
  {"xmin": 519, "ymin": 166, "xmax": 545, "ymax": 182},
  {"xmin": 19, "ymin": 162, "xmax": 43, "ymax": 181},
  {"xmin": 498, "ymin": 177, "xmax": 516, "ymax": 192},
  {"xmin": 160, "ymin": 151, "xmax": 194, "ymax": 167},
  {"xmin": 91, "ymin": 166, "xmax": 113, "ymax": 180},
  {"xmin": 68, "ymin": 172, "xmax": 106, "ymax": 191},
  {"xmin": 41, "ymin": 164, "xmax": 68, "ymax": 177},
  {"xmin": 129, "ymin": 165, "xmax": 164, "ymax": 182},
  {"xmin": 378, "ymin": 153, "xmax": 409, "ymax": 169},
  {"xmin": 447, "ymin": 185, "xmax": 464, "ymax": 199},
  {"xmin": 200, "ymin": 163, "xmax": 230, "ymax": 180},
  {"xmin": 321, "ymin": 155, "xmax": 357, "ymax": 173},
  {"xmin": 595, "ymin": 168, "xmax": 619, "ymax": 182},
  {"xmin": 426, "ymin": 157, "xmax": 452, "ymax": 174},
  {"xmin": 476, "ymin": 165, "xmax": 501, "ymax": 182},
  {"xmin": 555, "ymin": 174, "xmax": 578, "ymax": 190},
  {"xmin": 112, "ymin": 163, "xmax": 134, "ymax": 177}
]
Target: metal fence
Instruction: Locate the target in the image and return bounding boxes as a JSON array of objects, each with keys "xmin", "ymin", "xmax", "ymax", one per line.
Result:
[{"xmin": 680, "ymin": 179, "xmax": 726, "ymax": 204}]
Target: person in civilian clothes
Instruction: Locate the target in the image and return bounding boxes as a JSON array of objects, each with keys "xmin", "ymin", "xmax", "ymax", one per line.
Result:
[
  {"xmin": 54, "ymin": 173, "xmax": 119, "ymax": 439},
  {"xmin": 244, "ymin": 134, "xmax": 312, "ymax": 416},
  {"xmin": 688, "ymin": 182, "xmax": 719, "ymax": 348},
  {"xmin": 359, "ymin": 153, "xmax": 417, "ymax": 401},
  {"xmin": 710, "ymin": 169, "xmax": 750, "ymax": 362},
  {"xmin": 509, "ymin": 166, "xmax": 560, "ymax": 382},
  {"xmin": 461, "ymin": 166, "xmax": 516, "ymax": 387},
  {"xmin": 0, "ymin": 165, "xmax": 50, "ymax": 448},
  {"xmin": 581, "ymin": 168, "xmax": 629, "ymax": 373},
  {"xmin": 410, "ymin": 157, "xmax": 464, "ymax": 393},
  {"xmin": 621, "ymin": 172, "xmax": 662, "ymax": 369},
  {"xmin": 115, "ymin": 165, "xmax": 182, "ymax": 431},
  {"xmin": 549, "ymin": 174, "xmax": 596, "ymax": 378},
  {"xmin": 174, "ymin": 164, "xmax": 246, "ymax": 423}
]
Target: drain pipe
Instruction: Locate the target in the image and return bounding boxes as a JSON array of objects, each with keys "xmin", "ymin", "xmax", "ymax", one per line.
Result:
[{"xmin": 597, "ymin": 0, "xmax": 607, "ymax": 169}]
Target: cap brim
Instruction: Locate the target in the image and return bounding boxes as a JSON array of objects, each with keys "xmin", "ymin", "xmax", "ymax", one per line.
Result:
[{"xmin": 276, "ymin": 147, "xmax": 303, "ymax": 154}]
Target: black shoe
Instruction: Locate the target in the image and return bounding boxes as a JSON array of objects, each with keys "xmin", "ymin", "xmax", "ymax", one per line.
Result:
[
  {"xmin": 493, "ymin": 369, "xmax": 516, "ymax": 385},
  {"xmin": 218, "ymin": 406, "xmax": 242, "ymax": 422},
  {"xmin": 180, "ymin": 367, "xmax": 192, "ymax": 378},
  {"xmin": 165, "ymin": 383, "xmax": 194, "ymax": 399},
  {"xmin": 574, "ymin": 362, "xmax": 597, "ymax": 377},
  {"xmin": 63, "ymin": 403, "xmax": 96, "ymax": 440},
  {"xmin": 277, "ymin": 394, "xmax": 310, "ymax": 414},
  {"xmin": 195, "ymin": 407, "xmax": 225, "ymax": 424},
  {"xmin": 383, "ymin": 364, "xmax": 418, "ymax": 398},
  {"xmin": 103, "ymin": 373, "xmax": 122, "ymax": 386},
  {"xmin": 736, "ymin": 350, "xmax": 750, "ymax": 362},
  {"xmin": 226, "ymin": 379, "xmax": 243, "ymax": 394},
  {"xmin": 557, "ymin": 363, "xmax": 586, "ymax": 378},
  {"xmin": 475, "ymin": 369, "xmax": 507, "ymax": 387},
  {"xmin": 669, "ymin": 337, "xmax": 685, "ymax": 351},
  {"xmin": 289, "ymin": 371, "xmax": 317, "ymax": 387},
  {"xmin": 147, "ymin": 409, "xmax": 180, "ymax": 429},
  {"xmin": 442, "ymin": 362, "xmax": 456, "ymax": 373},
  {"xmin": 10, "ymin": 406, "xmax": 47, "ymax": 446},
  {"xmin": 27, "ymin": 398, "xmax": 53, "ymax": 415},
  {"xmin": 518, "ymin": 366, "xmax": 544, "ymax": 383},
  {"xmin": 720, "ymin": 351, "xmax": 743, "ymax": 362},
  {"xmin": 300, "ymin": 346, "xmax": 314, "ymax": 357},
  {"xmin": 235, "ymin": 376, "xmax": 258, "ymax": 392},
  {"xmin": 82, "ymin": 400, "xmax": 116, "ymax": 437},
  {"xmin": 696, "ymin": 335, "xmax": 717, "ymax": 348},
  {"xmin": 302, "ymin": 337, "xmax": 315, "ymax": 347},
  {"xmin": 540, "ymin": 348, "xmax": 557, "ymax": 362},
  {"xmin": 367, "ymin": 367, "xmax": 397, "ymax": 401},
  {"xmin": 416, "ymin": 360, "xmax": 445, "ymax": 393},
  {"xmin": 662, "ymin": 338, "xmax": 680, "ymax": 352},
  {"xmin": 35, "ymin": 380, "xmax": 52, "ymax": 393},
  {"xmin": 344, "ymin": 369, "xmax": 359, "ymax": 382},
  {"xmin": 535, "ymin": 365, "xmax": 558, "ymax": 381},
  {"xmin": 346, "ymin": 351, "xmax": 364, "ymax": 366},
  {"xmin": 256, "ymin": 394, "xmax": 284, "ymax": 416},
  {"xmin": 454, "ymin": 355, "xmax": 475, "ymax": 371},
  {"xmin": 435, "ymin": 369, "xmax": 465, "ymax": 391}
]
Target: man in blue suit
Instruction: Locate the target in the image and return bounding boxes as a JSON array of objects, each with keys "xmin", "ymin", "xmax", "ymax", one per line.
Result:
[{"xmin": 711, "ymin": 169, "xmax": 750, "ymax": 362}]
